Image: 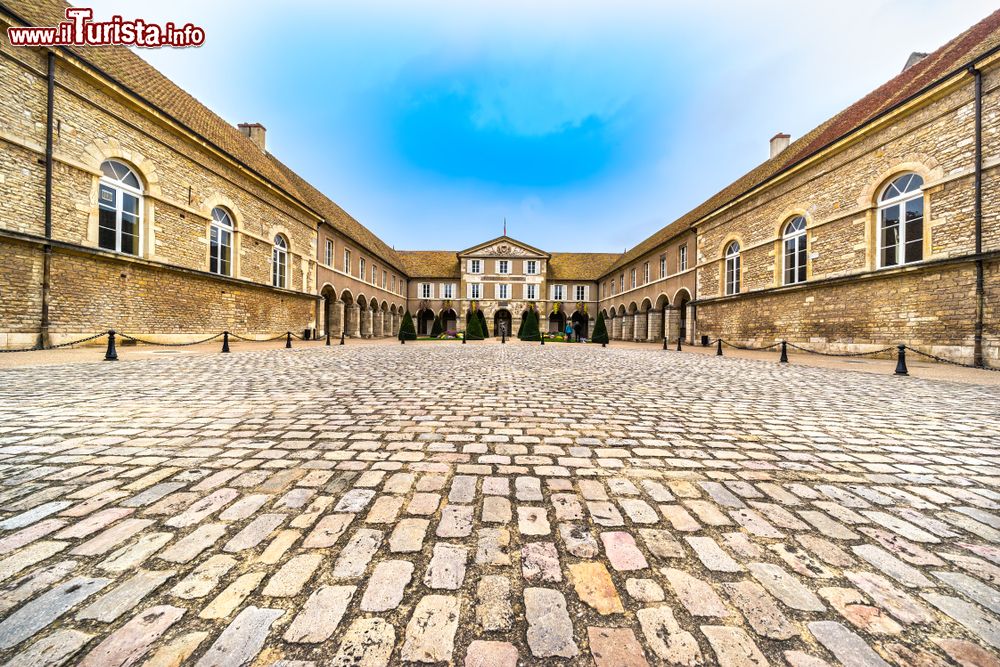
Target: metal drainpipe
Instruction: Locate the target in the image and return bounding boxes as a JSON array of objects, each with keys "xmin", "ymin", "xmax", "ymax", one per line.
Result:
[
  {"xmin": 970, "ymin": 65, "xmax": 984, "ymax": 368},
  {"xmin": 40, "ymin": 51, "xmax": 55, "ymax": 349}
]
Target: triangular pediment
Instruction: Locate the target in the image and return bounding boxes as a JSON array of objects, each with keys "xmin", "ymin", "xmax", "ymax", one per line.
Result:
[{"xmin": 458, "ymin": 235, "xmax": 550, "ymax": 259}]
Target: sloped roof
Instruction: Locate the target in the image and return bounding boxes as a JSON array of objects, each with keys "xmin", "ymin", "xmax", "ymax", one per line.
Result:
[
  {"xmin": 458, "ymin": 235, "xmax": 550, "ymax": 258},
  {"xmin": 268, "ymin": 156, "xmax": 405, "ymax": 271},
  {"xmin": 548, "ymin": 253, "xmax": 621, "ymax": 281},
  {"xmin": 397, "ymin": 251, "xmax": 461, "ymax": 278},
  {"xmin": 604, "ymin": 8, "xmax": 1000, "ymax": 276}
]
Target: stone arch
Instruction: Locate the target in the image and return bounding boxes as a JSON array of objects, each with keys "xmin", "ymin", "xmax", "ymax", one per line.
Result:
[
  {"xmin": 570, "ymin": 309, "xmax": 590, "ymax": 339},
  {"xmin": 860, "ymin": 156, "xmax": 941, "ymax": 208},
  {"xmin": 640, "ymin": 298, "xmax": 653, "ymax": 313},
  {"xmin": 627, "ymin": 302, "xmax": 639, "ymax": 315},
  {"xmin": 86, "ymin": 153, "xmax": 160, "ymax": 256}
]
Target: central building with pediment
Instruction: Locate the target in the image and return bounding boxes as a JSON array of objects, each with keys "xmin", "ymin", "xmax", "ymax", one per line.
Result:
[{"xmin": 397, "ymin": 236, "xmax": 623, "ymax": 338}]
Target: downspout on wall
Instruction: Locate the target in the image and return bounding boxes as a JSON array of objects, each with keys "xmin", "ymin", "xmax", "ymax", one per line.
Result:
[
  {"xmin": 40, "ymin": 50, "xmax": 55, "ymax": 349},
  {"xmin": 970, "ymin": 65, "xmax": 984, "ymax": 368}
]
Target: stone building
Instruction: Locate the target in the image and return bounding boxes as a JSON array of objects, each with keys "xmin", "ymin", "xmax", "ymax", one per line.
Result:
[{"xmin": 2, "ymin": 0, "xmax": 999, "ymax": 366}]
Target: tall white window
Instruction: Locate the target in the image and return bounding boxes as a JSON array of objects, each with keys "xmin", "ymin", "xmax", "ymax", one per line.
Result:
[
  {"xmin": 470, "ymin": 259, "xmax": 482, "ymax": 274},
  {"xmin": 619, "ymin": 274, "xmax": 624, "ymax": 293},
  {"xmin": 553, "ymin": 284, "xmax": 565, "ymax": 300},
  {"xmin": 209, "ymin": 207, "xmax": 233, "ymax": 276},
  {"xmin": 498, "ymin": 260, "xmax": 510, "ymax": 274},
  {"xmin": 382, "ymin": 271, "xmax": 387, "ymax": 289},
  {"xmin": 575, "ymin": 285, "xmax": 586, "ymax": 301},
  {"xmin": 526, "ymin": 284, "xmax": 537, "ymax": 300},
  {"xmin": 643, "ymin": 262, "xmax": 649, "ymax": 284},
  {"xmin": 660, "ymin": 254, "xmax": 666, "ymax": 278},
  {"xmin": 526, "ymin": 260, "xmax": 537, "ymax": 275},
  {"xmin": 679, "ymin": 245, "xmax": 688, "ymax": 271},
  {"xmin": 420, "ymin": 283, "xmax": 433, "ymax": 299},
  {"xmin": 878, "ymin": 173, "xmax": 924, "ymax": 268},
  {"xmin": 98, "ymin": 160, "xmax": 142, "ymax": 256},
  {"xmin": 325, "ymin": 239, "xmax": 333, "ymax": 266},
  {"xmin": 272, "ymin": 235, "xmax": 288, "ymax": 288},
  {"xmin": 359, "ymin": 257, "xmax": 366, "ymax": 279},
  {"xmin": 442, "ymin": 283, "xmax": 454, "ymax": 299},
  {"xmin": 497, "ymin": 284, "xmax": 510, "ymax": 299},
  {"xmin": 725, "ymin": 241, "xmax": 741, "ymax": 295},
  {"xmin": 343, "ymin": 249, "xmax": 351, "ymax": 273},
  {"xmin": 630, "ymin": 269, "xmax": 636, "ymax": 289},
  {"xmin": 783, "ymin": 216, "xmax": 808, "ymax": 285},
  {"xmin": 372, "ymin": 265, "xmax": 377, "ymax": 284},
  {"xmin": 470, "ymin": 283, "xmax": 481, "ymax": 299},
  {"xmin": 391, "ymin": 275, "xmax": 396, "ymax": 292}
]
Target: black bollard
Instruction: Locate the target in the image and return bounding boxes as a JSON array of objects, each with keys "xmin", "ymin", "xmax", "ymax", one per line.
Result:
[
  {"xmin": 779, "ymin": 340, "xmax": 788, "ymax": 363},
  {"xmin": 602, "ymin": 342, "xmax": 606, "ymax": 348},
  {"xmin": 716, "ymin": 338, "xmax": 723, "ymax": 356},
  {"xmin": 676, "ymin": 337, "xmax": 682, "ymax": 351},
  {"xmin": 663, "ymin": 337, "xmax": 668, "ymax": 350},
  {"xmin": 222, "ymin": 331, "xmax": 230, "ymax": 353},
  {"xmin": 502, "ymin": 331, "xmax": 506, "ymax": 344},
  {"xmin": 340, "ymin": 331, "xmax": 345, "ymax": 346},
  {"xmin": 326, "ymin": 328, "xmax": 331, "ymax": 346},
  {"xmin": 540, "ymin": 335, "xmax": 544, "ymax": 346},
  {"xmin": 895, "ymin": 344, "xmax": 908, "ymax": 376},
  {"xmin": 286, "ymin": 332, "xmax": 292, "ymax": 349},
  {"xmin": 463, "ymin": 333, "xmax": 466, "ymax": 344},
  {"xmin": 104, "ymin": 329, "xmax": 118, "ymax": 361}
]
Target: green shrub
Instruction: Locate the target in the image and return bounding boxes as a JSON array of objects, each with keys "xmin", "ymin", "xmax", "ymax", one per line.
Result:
[
  {"xmin": 465, "ymin": 308, "xmax": 484, "ymax": 340},
  {"xmin": 398, "ymin": 311, "xmax": 417, "ymax": 340},
  {"xmin": 477, "ymin": 309, "xmax": 489, "ymax": 337},
  {"xmin": 430, "ymin": 314, "xmax": 443, "ymax": 338},
  {"xmin": 591, "ymin": 311, "xmax": 610, "ymax": 344},
  {"xmin": 519, "ymin": 308, "xmax": 541, "ymax": 341}
]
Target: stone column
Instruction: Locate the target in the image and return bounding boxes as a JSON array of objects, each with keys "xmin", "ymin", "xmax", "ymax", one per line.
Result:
[
  {"xmin": 634, "ymin": 311, "xmax": 648, "ymax": 342},
  {"xmin": 665, "ymin": 306, "xmax": 681, "ymax": 344},
  {"xmin": 686, "ymin": 303, "xmax": 697, "ymax": 345},
  {"xmin": 647, "ymin": 309, "xmax": 663, "ymax": 343},
  {"xmin": 622, "ymin": 315, "xmax": 634, "ymax": 341},
  {"xmin": 373, "ymin": 310, "xmax": 384, "ymax": 338},
  {"xmin": 347, "ymin": 304, "xmax": 360, "ymax": 338},
  {"xmin": 361, "ymin": 308, "xmax": 373, "ymax": 338},
  {"xmin": 611, "ymin": 317, "xmax": 621, "ymax": 340},
  {"xmin": 332, "ymin": 301, "xmax": 345, "ymax": 338}
]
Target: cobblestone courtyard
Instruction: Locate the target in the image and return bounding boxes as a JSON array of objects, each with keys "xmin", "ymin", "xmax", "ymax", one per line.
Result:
[{"xmin": 1, "ymin": 343, "xmax": 999, "ymax": 666}]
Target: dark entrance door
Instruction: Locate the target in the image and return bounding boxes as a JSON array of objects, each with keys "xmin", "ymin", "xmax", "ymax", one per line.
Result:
[
  {"xmin": 494, "ymin": 309, "xmax": 512, "ymax": 338},
  {"xmin": 571, "ymin": 311, "xmax": 589, "ymax": 339}
]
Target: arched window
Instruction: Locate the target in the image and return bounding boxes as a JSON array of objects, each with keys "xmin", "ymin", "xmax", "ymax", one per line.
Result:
[
  {"xmin": 725, "ymin": 241, "xmax": 741, "ymax": 295},
  {"xmin": 98, "ymin": 160, "xmax": 143, "ymax": 255},
  {"xmin": 272, "ymin": 235, "xmax": 288, "ymax": 288},
  {"xmin": 209, "ymin": 207, "xmax": 233, "ymax": 276},
  {"xmin": 878, "ymin": 173, "xmax": 924, "ymax": 268},
  {"xmin": 782, "ymin": 216, "xmax": 807, "ymax": 285}
]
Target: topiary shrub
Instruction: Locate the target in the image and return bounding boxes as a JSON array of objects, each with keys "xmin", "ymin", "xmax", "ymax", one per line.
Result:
[
  {"xmin": 430, "ymin": 314, "xmax": 444, "ymax": 338},
  {"xmin": 398, "ymin": 311, "xmax": 417, "ymax": 340},
  {"xmin": 517, "ymin": 310, "xmax": 528, "ymax": 338},
  {"xmin": 519, "ymin": 308, "xmax": 541, "ymax": 341},
  {"xmin": 465, "ymin": 308, "xmax": 484, "ymax": 340},
  {"xmin": 477, "ymin": 309, "xmax": 489, "ymax": 337},
  {"xmin": 591, "ymin": 311, "xmax": 609, "ymax": 345}
]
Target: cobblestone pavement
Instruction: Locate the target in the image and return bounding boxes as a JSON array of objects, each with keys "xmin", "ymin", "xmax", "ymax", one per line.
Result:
[{"xmin": 1, "ymin": 344, "xmax": 999, "ymax": 666}]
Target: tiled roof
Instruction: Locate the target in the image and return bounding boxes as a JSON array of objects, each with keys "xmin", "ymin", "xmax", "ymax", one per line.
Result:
[
  {"xmin": 267, "ymin": 156, "xmax": 406, "ymax": 272},
  {"xmin": 397, "ymin": 251, "xmax": 461, "ymax": 278},
  {"xmin": 548, "ymin": 253, "xmax": 621, "ymax": 281},
  {"xmin": 604, "ymin": 8, "xmax": 1000, "ymax": 276}
]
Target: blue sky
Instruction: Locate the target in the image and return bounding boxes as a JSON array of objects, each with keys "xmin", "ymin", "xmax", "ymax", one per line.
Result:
[{"xmin": 89, "ymin": 0, "xmax": 998, "ymax": 252}]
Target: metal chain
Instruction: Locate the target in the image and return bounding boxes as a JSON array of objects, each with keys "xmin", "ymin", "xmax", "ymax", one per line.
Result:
[
  {"xmin": 228, "ymin": 332, "xmax": 288, "ymax": 342},
  {"xmin": 904, "ymin": 345, "xmax": 1000, "ymax": 372},
  {"xmin": 784, "ymin": 341, "xmax": 896, "ymax": 358},
  {"xmin": 719, "ymin": 339, "xmax": 781, "ymax": 352},
  {"xmin": 0, "ymin": 331, "xmax": 109, "ymax": 353},
  {"xmin": 117, "ymin": 332, "xmax": 223, "ymax": 347}
]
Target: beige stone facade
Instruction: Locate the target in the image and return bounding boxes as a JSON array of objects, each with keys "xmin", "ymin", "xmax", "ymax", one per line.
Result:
[{"xmin": 2, "ymin": 0, "xmax": 999, "ymax": 366}]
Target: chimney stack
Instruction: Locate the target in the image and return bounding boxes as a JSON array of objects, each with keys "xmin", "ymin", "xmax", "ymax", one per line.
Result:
[
  {"xmin": 902, "ymin": 52, "xmax": 928, "ymax": 73},
  {"xmin": 769, "ymin": 132, "xmax": 790, "ymax": 159},
  {"xmin": 238, "ymin": 122, "xmax": 266, "ymax": 151}
]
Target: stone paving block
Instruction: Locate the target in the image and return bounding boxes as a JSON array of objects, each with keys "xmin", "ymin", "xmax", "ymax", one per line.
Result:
[
  {"xmin": 360, "ymin": 560, "xmax": 413, "ymax": 611},
  {"xmin": 329, "ymin": 617, "xmax": 395, "ymax": 666},
  {"xmin": 424, "ymin": 543, "xmax": 468, "ymax": 589},
  {"xmin": 262, "ymin": 553, "xmax": 323, "ymax": 597},
  {"xmin": 701, "ymin": 625, "xmax": 769, "ymax": 667},
  {"xmin": 198, "ymin": 571, "xmax": 266, "ymax": 619},
  {"xmin": 524, "ymin": 587, "xmax": 578, "ymax": 658},
  {"xmin": 588, "ymin": 626, "xmax": 650, "ymax": 667},
  {"xmin": 569, "ymin": 561, "xmax": 624, "ymax": 614},
  {"xmin": 284, "ymin": 585, "xmax": 356, "ymax": 643},
  {"xmin": 464, "ymin": 640, "xmax": 518, "ymax": 667},
  {"xmin": 77, "ymin": 569, "xmax": 175, "ymax": 622},
  {"xmin": 195, "ymin": 606, "xmax": 283, "ymax": 667},
  {"xmin": 476, "ymin": 574, "xmax": 513, "ymax": 631},
  {"xmin": 0, "ymin": 576, "xmax": 109, "ymax": 650},
  {"xmin": 601, "ymin": 531, "xmax": 648, "ymax": 571},
  {"xmin": 1, "ymin": 629, "xmax": 93, "ymax": 667},
  {"xmin": 637, "ymin": 605, "xmax": 704, "ymax": 664},
  {"xmin": 521, "ymin": 541, "xmax": 562, "ymax": 582},
  {"xmin": 401, "ymin": 594, "xmax": 461, "ymax": 663},
  {"xmin": 807, "ymin": 620, "xmax": 893, "ymax": 667},
  {"xmin": 77, "ymin": 604, "xmax": 185, "ymax": 667}
]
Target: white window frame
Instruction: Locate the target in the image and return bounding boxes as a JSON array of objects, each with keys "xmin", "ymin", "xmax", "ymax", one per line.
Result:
[
  {"xmin": 420, "ymin": 283, "xmax": 433, "ymax": 299},
  {"xmin": 877, "ymin": 173, "xmax": 925, "ymax": 269},
  {"xmin": 391, "ymin": 275, "xmax": 396, "ymax": 293},
  {"xmin": 209, "ymin": 207, "xmax": 233, "ymax": 277},
  {"xmin": 97, "ymin": 160, "xmax": 143, "ymax": 256},
  {"xmin": 526, "ymin": 284, "xmax": 537, "ymax": 300},
  {"xmin": 498, "ymin": 259, "xmax": 510, "ymax": 275},
  {"xmin": 470, "ymin": 259, "xmax": 482, "ymax": 274},
  {"xmin": 552, "ymin": 284, "xmax": 565, "ymax": 301},
  {"xmin": 619, "ymin": 274, "xmax": 624, "ymax": 293},
  {"xmin": 725, "ymin": 241, "xmax": 741, "ymax": 295},
  {"xmin": 659, "ymin": 254, "xmax": 666, "ymax": 278},
  {"xmin": 526, "ymin": 260, "xmax": 537, "ymax": 275},
  {"xmin": 782, "ymin": 216, "xmax": 808, "ymax": 285},
  {"xmin": 575, "ymin": 285, "xmax": 587, "ymax": 301},
  {"xmin": 442, "ymin": 283, "xmax": 454, "ymax": 299},
  {"xmin": 382, "ymin": 270, "xmax": 387, "ymax": 289},
  {"xmin": 469, "ymin": 283, "xmax": 481, "ymax": 299},
  {"xmin": 643, "ymin": 262, "xmax": 649, "ymax": 284},
  {"xmin": 324, "ymin": 239, "xmax": 333, "ymax": 266},
  {"xmin": 630, "ymin": 269, "xmax": 636, "ymax": 289},
  {"xmin": 272, "ymin": 235, "xmax": 288, "ymax": 289},
  {"xmin": 679, "ymin": 245, "xmax": 688, "ymax": 272},
  {"xmin": 497, "ymin": 283, "xmax": 510, "ymax": 300},
  {"xmin": 343, "ymin": 249, "xmax": 351, "ymax": 273},
  {"xmin": 359, "ymin": 257, "xmax": 366, "ymax": 280}
]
